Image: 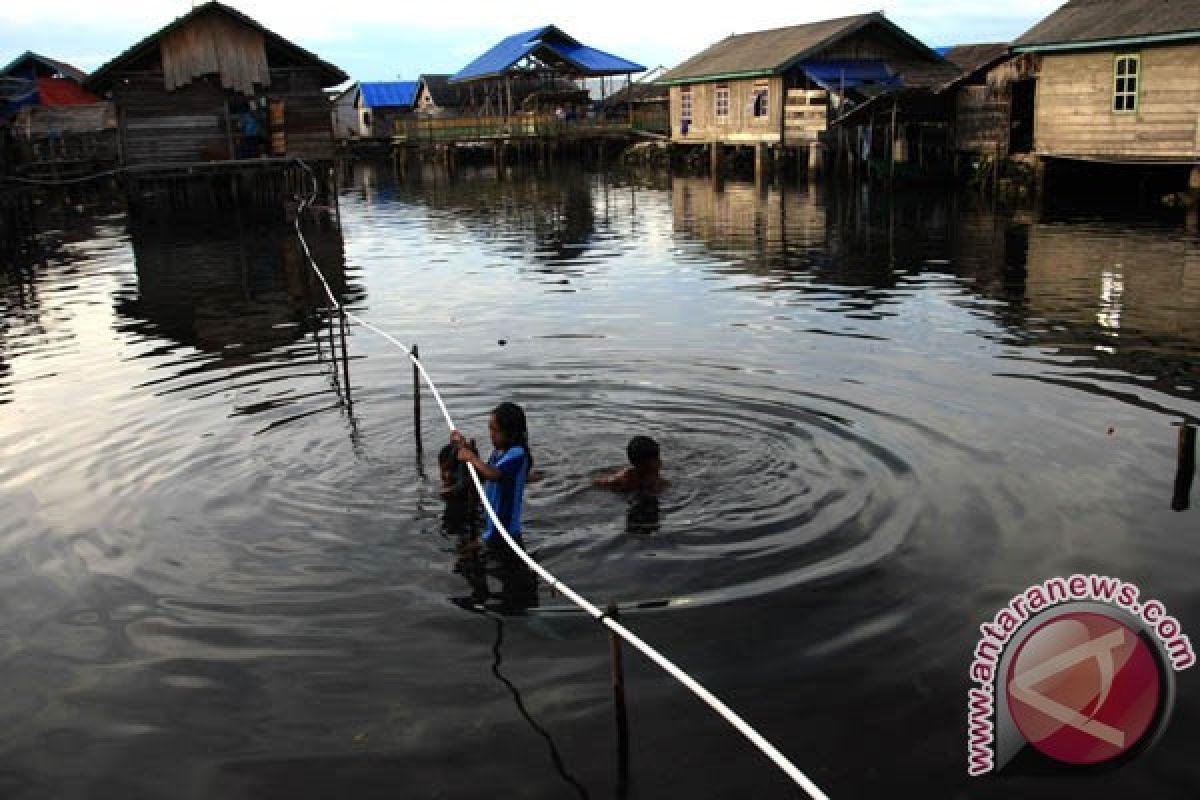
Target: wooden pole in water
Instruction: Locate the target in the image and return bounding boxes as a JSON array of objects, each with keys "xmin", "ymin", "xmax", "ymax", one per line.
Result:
[
  {"xmin": 1174, "ymin": 423, "xmax": 1196, "ymax": 512},
  {"xmin": 339, "ymin": 310, "xmax": 353, "ymax": 414},
  {"xmin": 412, "ymin": 343, "xmax": 423, "ymax": 454},
  {"xmin": 607, "ymin": 602, "xmax": 630, "ymax": 796}
]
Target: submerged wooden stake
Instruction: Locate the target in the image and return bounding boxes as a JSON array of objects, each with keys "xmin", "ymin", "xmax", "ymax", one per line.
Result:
[
  {"xmin": 412, "ymin": 343, "xmax": 423, "ymax": 454},
  {"xmin": 607, "ymin": 602, "xmax": 630, "ymax": 797},
  {"xmin": 1173, "ymin": 423, "xmax": 1196, "ymax": 512}
]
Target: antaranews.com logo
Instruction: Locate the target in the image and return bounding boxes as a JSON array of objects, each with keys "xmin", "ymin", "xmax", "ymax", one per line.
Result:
[{"xmin": 967, "ymin": 574, "xmax": 1195, "ymax": 775}]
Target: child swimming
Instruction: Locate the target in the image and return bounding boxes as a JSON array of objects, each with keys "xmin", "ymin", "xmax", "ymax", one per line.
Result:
[{"xmin": 594, "ymin": 435, "xmax": 667, "ymax": 494}]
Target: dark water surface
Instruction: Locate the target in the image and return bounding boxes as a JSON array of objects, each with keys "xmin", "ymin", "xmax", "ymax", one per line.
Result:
[{"xmin": 2, "ymin": 164, "xmax": 1199, "ymax": 799}]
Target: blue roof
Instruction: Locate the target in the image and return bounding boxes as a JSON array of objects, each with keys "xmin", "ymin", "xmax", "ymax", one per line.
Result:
[
  {"xmin": 451, "ymin": 25, "xmax": 645, "ymax": 83},
  {"xmin": 799, "ymin": 60, "xmax": 902, "ymax": 91},
  {"xmin": 359, "ymin": 81, "xmax": 420, "ymax": 108}
]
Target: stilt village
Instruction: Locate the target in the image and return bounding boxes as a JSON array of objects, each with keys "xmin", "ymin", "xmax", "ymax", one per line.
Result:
[{"xmin": 3, "ymin": 0, "xmax": 1200, "ymax": 237}]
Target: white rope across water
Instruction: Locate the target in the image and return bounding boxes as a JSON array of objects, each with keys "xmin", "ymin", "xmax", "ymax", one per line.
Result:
[{"xmin": 292, "ymin": 161, "xmax": 831, "ymax": 800}]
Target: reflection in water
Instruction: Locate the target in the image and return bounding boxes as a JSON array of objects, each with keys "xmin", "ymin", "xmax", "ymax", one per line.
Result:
[
  {"xmin": 360, "ymin": 161, "xmax": 599, "ymax": 268},
  {"xmin": 117, "ymin": 215, "xmax": 351, "ymax": 355},
  {"xmin": 670, "ymin": 175, "xmax": 1200, "ymax": 398},
  {"xmin": 3, "ymin": 163, "xmax": 1199, "ymax": 800},
  {"xmin": 625, "ymin": 492, "xmax": 661, "ymax": 536},
  {"xmin": 113, "ymin": 213, "xmax": 362, "ymax": 433}
]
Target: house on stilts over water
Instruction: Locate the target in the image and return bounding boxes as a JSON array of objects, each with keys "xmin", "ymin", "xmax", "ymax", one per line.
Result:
[
  {"xmin": 83, "ymin": 1, "xmax": 347, "ymax": 215},
  {"xmin": 1010, "ymin": 0, "xmax": 1200, "ymax": 196},
  {"xmin": 659, "ymin": 13, "xmax": 961, "ymax": 181}
]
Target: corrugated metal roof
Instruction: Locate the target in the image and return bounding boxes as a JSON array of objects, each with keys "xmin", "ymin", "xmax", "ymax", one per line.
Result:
[
  {"xmin": 37, "ymin": 77, "xmax": 100, "ymax": 105},
  {"xmin": 1014, "ymin": 0, "xmax": 1200, "ymax": 49},
  {"xmin": 359, "ymin": 81, "xmax": 420, "ymax": 108},
  {"xmin": 451, "ymin": 25, "xmax": 645, "ymax": 82}
]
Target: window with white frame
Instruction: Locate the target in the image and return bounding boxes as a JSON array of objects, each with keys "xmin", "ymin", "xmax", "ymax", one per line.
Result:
[
  {"xmin": 1113, "ymin": 54, "xmax": 1139, "ymax": 113},
  {"xmin": 680, "ymin": 87, "xmax": 693, "ymax": 122},
  {"xmin": 715, "ymin": 85, "xmax": 730, "ymax": 119},
  {"xmin": 753, "ymin": 87, "xmax": 769, "ymax": 118}
]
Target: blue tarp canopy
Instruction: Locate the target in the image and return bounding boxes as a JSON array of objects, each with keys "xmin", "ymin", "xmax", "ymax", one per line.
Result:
[
  {"xmin": 451, "ymin": 25, "xmax": 645, "ymax": 83},
  {"xmin": 799, "ymin": 60, "xmax": 902, "ymax": 91},
  {"xmin": 359, "ymin": 81, "xmax": 420, "ymax": 108}
]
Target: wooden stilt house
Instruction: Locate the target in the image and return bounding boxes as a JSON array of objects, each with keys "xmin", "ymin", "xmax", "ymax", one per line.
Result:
[
  {"xmin": 940, "ymin": 44, "xmax": 1040, "ymax": 159},
  {"xmin": 331, "ymin": 81, "xmax": 419, "ymax": 140},
  {"xmin": 659, "ymin": 13, "xmax": 959, "ymax": 151},
  {"xmin": 415, "ymin": 75, "xmax": 467, "ymax": 117},
  {"xmin": 84, "ymin": 1, "xmax": 347, "ymax": 166},
  {"xmin": 449, "ymin": 25, "xmax": 645, "ymax": 118},
  {"xmin": 1, "ymin": 52, "xmax": 117, "ymax": 174},
  {"xmin": 1013, "ymin": 0, "xmax": 1200, "ymax": 165}
]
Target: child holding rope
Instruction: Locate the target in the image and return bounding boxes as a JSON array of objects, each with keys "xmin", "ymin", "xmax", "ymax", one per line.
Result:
[{"xmin": 449, "ymin": 401, "xmax": 537, "ymax": 610}]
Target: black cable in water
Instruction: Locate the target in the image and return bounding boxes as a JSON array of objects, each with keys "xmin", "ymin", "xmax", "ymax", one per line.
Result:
[{"xmin": 490, "ymin": 615, "xmax": 591, "ymax": 800}]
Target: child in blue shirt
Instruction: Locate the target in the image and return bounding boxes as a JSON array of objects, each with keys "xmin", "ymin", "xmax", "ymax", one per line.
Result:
[
  {"xmin": 451, "ymin": 401, "xmax": 532, "ymax": 543},
  {"xmin": 450, "ymin": 401, "xmax": 537, "ymax": 611}
]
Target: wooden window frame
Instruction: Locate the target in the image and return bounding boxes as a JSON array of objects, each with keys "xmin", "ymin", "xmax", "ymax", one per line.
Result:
[
  {"xmin": 680, "ymin": 87, "xmax": 693, "ymax": 123},
  {"xmin": 715, "ymin": 85, "xmax": 730, "ymax": 121},
  {"xmin": 1112, "ymin": 53, "xmax": 1140, "ymax": 114}
]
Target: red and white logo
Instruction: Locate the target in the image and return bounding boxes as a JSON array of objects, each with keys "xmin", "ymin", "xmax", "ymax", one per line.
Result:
[{"xmin": 1005, "ymin": 611, "xmax": 1164, "ymax": 766}]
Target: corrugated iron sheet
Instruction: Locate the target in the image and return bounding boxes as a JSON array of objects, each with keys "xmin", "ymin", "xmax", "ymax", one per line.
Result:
[{"xmin": 359, "ymin": 81, "xmax": 420, "ymax": 108}]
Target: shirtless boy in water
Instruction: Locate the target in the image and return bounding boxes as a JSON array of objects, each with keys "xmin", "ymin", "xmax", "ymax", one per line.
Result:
[{"xmin": 593, "ymin": 435, "xmax": 667, "ymax": 494}]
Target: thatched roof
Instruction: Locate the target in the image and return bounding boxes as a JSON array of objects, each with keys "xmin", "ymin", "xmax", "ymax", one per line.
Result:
[
  {"xmin": 659, "ymin": 13, "xmax": 948, "ymax": 84},
  {"xmin": 1014, "ymin": 0, "xmax": 1200, "ymax": 50},
  {"xmin": 85, "ymin": 1, "xmax": 347, "ymax": 92}
]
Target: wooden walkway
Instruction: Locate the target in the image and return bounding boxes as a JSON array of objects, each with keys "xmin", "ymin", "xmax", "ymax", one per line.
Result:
[{"xmin": 393, "ymin": 112, "xmax": 669, "ymax": 146}]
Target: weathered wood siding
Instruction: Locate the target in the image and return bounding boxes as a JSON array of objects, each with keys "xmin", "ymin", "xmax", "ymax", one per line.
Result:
[
  {"xmin": 670, "ymin": 76, "xmax": 783, "ymax": 144},
  {"xmin": 1035, "ymin": 43, "xmax": 1200, "ymax": 160},
  {"xmin": 113, "ymin": 66, "xmax": 334, "ymax": 165},
  {"xmin": 956, "ymin": 85, "xmax": 1010, "ymax": 155}
]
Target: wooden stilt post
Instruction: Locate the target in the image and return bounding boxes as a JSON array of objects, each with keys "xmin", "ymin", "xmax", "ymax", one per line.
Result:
[
  {"xmin": 1174, "ymin": 423, "xmax": 1196, "ymax": 512},
  {"xmin": 607, "ymin": 602, "xmax": 630, "ymax": 796},
  {"xmin": 889, "ymin": 98, "xmax": 898, "ymax": 184},
  {"xmin": 412, "ymin": 343, "xmax": 423, "ymax": 454},
  {"xmin": 339, "ymin": 310, "xmax": 353, "ymax": 414}
]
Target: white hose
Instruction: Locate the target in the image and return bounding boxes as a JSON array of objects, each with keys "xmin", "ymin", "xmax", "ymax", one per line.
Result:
[{"xmin": 292, "ymin": 161, "xmax": 831, "ymax": 800}]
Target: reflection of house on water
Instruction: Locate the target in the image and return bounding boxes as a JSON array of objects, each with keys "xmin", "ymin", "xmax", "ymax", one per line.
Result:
[
  {"xmin": 670, "ymin": 177, "xmax": 1200, "ymax": 395},
  {"xmin": 117, "ymin": 214, "xmax": 354, "ymax": 357},
  {"xmin": 671, "ymin": 177, "xmax": 950, "ymax": 299},
  {"xmin": 352, "ymin": 161, "xmax": 599, "ymax": 267}
]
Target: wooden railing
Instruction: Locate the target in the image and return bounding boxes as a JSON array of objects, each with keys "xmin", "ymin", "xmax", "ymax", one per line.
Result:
[{"xmin": 394, "ymin": 110, "xmax": 670, "ymax": 143}]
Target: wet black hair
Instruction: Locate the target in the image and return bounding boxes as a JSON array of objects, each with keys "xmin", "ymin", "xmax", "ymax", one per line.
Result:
[
  {"xmin": 492, "ymin": 401, "xmax": 533, "ymax": 469},
  {"xmin": 438, "ymin": 443, "xmax": 458, "ymax": 471},
  {"xmin": 627, "ymin": 435, "xmax": 660, "ymax": 467}
]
